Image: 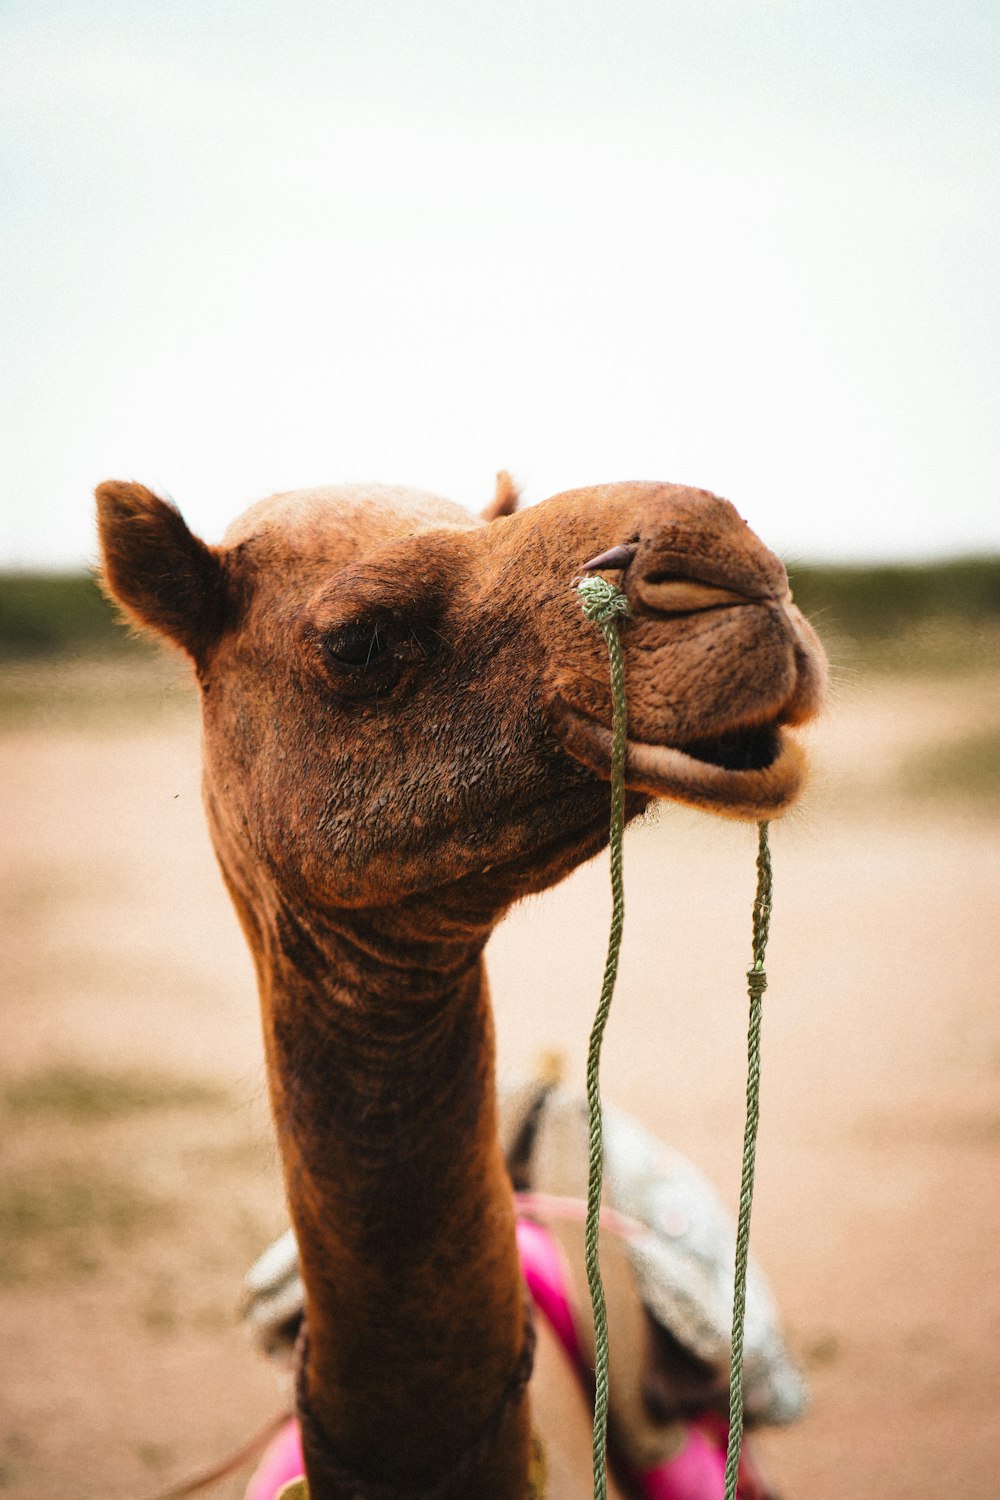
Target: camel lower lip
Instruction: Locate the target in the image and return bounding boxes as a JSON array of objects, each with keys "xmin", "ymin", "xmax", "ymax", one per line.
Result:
[{"xmin": 551, "ymin": 700, "xmax": 807, "ymax": 818}]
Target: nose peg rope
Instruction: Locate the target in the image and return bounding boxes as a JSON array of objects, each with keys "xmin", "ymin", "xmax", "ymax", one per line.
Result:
[
  {"xmin": 723, "ymin": 822, "xmax": 772, "ymax": 1500},
  {"xmin": 576, "ymin": 574, "xmax": 773, "ymax": 1500},
  {"xmin": 577, "ymin": 575, "xmax": 631, "ymax": 1500}
]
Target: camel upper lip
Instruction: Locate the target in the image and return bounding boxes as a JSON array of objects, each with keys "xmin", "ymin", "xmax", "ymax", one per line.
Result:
[{"xmin": 550, "ymin": 697, "xmax": 807, "ymax": 818}]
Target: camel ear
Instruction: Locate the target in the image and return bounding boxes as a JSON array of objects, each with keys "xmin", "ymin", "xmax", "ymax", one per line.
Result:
[
  {"xmin": 96, "ymin": 480, "xmax": 228, "ymax": 658},
  {"xmin": 481, "ymin": 470, "xmax": 521, "ymax": 521}
]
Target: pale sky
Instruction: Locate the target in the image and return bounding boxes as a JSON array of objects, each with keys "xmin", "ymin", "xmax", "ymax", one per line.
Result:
[{"xmin": 2, "ymin": 1, "xmax": 997, "ymax": 567}]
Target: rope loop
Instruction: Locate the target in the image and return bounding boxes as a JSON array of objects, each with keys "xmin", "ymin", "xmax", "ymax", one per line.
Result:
[
  {"xmin": 745, "ymin": 967, "xmax": 768, "ymax": 1001},
  {"xmin": 577, "ymin": 574, "xmax": 632, "ymax": 626}
]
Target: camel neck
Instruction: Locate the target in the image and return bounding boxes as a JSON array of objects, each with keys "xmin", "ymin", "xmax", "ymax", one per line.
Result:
[{"xmin": 257, "ymin": 907, "xmax": 532, "ymax": 1500}]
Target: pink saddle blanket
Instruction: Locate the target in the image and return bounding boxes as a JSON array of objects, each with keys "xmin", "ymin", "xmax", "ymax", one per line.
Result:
[{"xmin": 245, "ymin": 1219, "xmax": 765, "ymax": 1500}]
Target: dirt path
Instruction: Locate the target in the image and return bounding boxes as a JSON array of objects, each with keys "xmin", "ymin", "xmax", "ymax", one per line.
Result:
[{"xmin": 1, "ymin": 671, "xmax": 997, "ymax": 1498}]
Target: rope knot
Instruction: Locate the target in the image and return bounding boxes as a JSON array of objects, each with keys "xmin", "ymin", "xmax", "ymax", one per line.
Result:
[
  {"xmin": 746, "ymin": 966, "xmax": 768, "ymax": 1001},
  {"xmin": 577, "ymin": 575, "xmax": 631, "ymax": 626}
]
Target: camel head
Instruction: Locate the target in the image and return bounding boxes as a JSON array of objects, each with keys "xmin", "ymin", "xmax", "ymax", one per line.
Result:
[{"xmin": 96, "ymin": 478, "xmax": 825, "ymax": 937}]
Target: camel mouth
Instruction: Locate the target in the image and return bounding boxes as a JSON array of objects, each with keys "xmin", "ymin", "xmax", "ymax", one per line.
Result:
[
  {"xmin": 673, "ymin": 722, "xmax": 781, "ymax": 774},
  {"xmin": 550, "ymin": 699, "xmax": 807, "ymax": 819}
]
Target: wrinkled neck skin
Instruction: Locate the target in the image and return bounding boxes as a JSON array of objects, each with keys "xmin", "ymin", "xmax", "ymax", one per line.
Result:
[{"xmin": 212, "ymin": 803, "xmax": 534, "ymax": 1499}]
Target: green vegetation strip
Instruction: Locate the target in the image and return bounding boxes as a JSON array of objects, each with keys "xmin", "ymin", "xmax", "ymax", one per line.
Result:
[
  {"xmin": 787, "ymin": 556, "xmax": 1000, "ymax": 634},
  {"xmin": 3, "ymin": 1064, "xmax": 227, "ymax": 1121},
  {"xmin": 0, "ymin": 572, "xmax": 148, "ymax": 658},
  {"xmin": 0, "ymin": 1161, "xmax": 168, "ymax": 1284},
  {"xmin": 3, "ymin": 559, "xmax": 1000, "ymax": 663},
  {"xmin": 903, "ymin": 726, "xmax": 1000, "ymax": 805},
  {"xmin": 787, "ymin": 558, "xmax": 1000, "ymax": 674}
]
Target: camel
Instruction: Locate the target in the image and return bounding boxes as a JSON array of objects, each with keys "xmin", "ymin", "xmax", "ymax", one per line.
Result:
[{"xmin": 96, "ymin": 473, "xmax": 826, "ymax": 1500}]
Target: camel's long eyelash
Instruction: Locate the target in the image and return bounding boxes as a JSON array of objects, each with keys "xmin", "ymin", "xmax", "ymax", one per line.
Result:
[{"xmin": 321, "ymin": 620, "xmax": 390, "ymax": 669}]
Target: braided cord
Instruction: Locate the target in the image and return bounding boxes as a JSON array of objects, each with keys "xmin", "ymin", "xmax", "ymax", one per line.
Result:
[
  {"xmin": 723, "ymin": 821, "xmax": 773, "ymax": 1500},
  {"xmin": 577, "ymin": 576, "xmax": 630, "ymax": 1500},
  {"xmin": 578, "ymin": 576, "xmax": 774, "ymax": 1500}
]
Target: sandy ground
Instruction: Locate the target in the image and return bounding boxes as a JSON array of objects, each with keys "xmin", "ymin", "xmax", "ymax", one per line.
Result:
[{"xmin": 1, "ymin": 664, "xmax": 998, "ymax": 1499}]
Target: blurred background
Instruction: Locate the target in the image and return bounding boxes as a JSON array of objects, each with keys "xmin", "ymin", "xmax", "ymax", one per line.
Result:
[{"xmin": 1, "ymin": 3, "xmax": 997, "ymax": 1498}]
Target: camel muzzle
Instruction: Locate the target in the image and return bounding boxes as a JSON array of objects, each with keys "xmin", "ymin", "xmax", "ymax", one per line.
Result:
[{"xmin": 556, "ymin": 509, "xmax": 824, "ymax": 817}]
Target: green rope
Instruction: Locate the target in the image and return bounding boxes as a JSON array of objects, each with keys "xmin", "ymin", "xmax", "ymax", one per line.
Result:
[
  {"xmin": 723, "ymin": 820, "xmax": 772, "ymax": 1500},
  {"xmin": 576, "ymin": 575, "xmax": 630, "ymax": 1500},
  {"xmin": 577, "ymin": 574, "xmax": 774, "ymax": 1500}
]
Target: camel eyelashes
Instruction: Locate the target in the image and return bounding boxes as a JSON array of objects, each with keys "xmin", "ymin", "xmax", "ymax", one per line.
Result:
[
  {"xmin": 324, "ymin": 621, "xmax": 390, "ymax": 668},
  {"xmin": 316, "ymin": 618, "xmax": 433, "ymax": 697}
]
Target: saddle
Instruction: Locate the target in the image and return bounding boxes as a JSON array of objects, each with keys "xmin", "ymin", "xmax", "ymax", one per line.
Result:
[{"xmin": 242, "ymin": 1083, "xmax": 805, "ymax": 1497}]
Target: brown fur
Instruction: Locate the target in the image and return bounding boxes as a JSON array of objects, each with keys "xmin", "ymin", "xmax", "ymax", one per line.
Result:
[{"xmin": 95, "ymin": 477, "xmax": 826, "ymax": 1499}]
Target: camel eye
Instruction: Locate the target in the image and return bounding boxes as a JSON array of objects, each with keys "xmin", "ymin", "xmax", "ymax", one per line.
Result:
[
  {"xmin": 308, "ymin": 607, "xmax": 432, "ymax": 698},
  {"xmin": 323, "ymin": 621, "xmax": 389, "ymax": 669}
]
